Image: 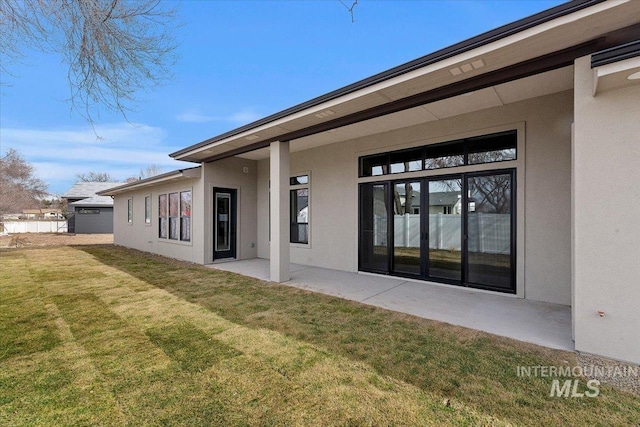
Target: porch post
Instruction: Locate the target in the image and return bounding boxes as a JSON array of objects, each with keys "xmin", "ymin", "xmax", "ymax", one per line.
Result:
[{"xmin": 269, "ymin": 140, "xmax": 290, "ymax": 282}]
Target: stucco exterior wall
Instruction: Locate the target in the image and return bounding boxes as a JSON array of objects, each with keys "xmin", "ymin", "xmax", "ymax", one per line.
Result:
[
  {"xmin": 113, "ymin": 175, "xmax": 204, "ymax": 263},
  {"xmin": 257, "ymin": 90, "xmax": 573, "ymax": 305},
  {"xmin": 203, "ymin": 157, "xmax": 258, "ymax": 263},
  {"xmin": 573, "ymin": 56, "xmax": 640, "ymax": 363}
]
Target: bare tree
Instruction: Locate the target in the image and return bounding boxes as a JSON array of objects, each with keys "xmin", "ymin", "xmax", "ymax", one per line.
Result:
[
  {"xmin": 75, "ymin": 171, "xmax": 115, "ymax": 182},
  {"xmin": 0, "ymin": 148, "xmax": 49, "ymax": 215},
  {"xmin": 0, "ymin": 0, "xmax": 178, "ymax": 124},
  {"xmin": 339, "ymin": 0, "xmax": 358, "ymax": 23},
  {"xmin": 124, "ymin": 163, "xmax": 165, "ymax": 182}
]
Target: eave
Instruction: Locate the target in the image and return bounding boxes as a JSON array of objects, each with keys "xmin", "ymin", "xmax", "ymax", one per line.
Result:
[{"xmin": 97, "ymin": 167, "xmax": 202, "ymax": 196}]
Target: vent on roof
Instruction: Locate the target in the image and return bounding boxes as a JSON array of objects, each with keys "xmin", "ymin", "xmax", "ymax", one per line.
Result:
[
  {"xmin": 314, "ymin": 109, "xmax": 336, "ymax": 119},
  {"xmin": 450, "ymin": 59, "xmax": 485, "ymax": 76}
]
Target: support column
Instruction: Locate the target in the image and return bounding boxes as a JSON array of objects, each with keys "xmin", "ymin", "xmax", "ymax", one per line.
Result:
[{"xmin": 270, "ymin": 140, "xmax": 290, "ymax": 282}]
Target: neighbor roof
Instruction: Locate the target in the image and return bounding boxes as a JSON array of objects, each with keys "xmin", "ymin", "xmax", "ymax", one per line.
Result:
[
  {"xmin": 63, "ymin": 182, "xmax": 121, "ymax": 199},
  {"xmin": 68, "ymin": 195, "xmax": 114, "ymax": 207}
]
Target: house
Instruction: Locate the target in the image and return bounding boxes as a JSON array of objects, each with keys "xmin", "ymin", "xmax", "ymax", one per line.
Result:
[
  {"xmin": 20, "ymin": 208, "xmax": 64, "ymax": 220},
  {"xmin": 99, "ymin": 0, "xmax": 640, "ymax": 364},
  {"xmin": 63, "ymin": 182, "xmax": 119, "ymax": 233}
]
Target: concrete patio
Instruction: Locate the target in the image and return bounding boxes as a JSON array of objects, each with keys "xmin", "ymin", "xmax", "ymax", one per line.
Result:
[{"xmin": 208, "ymin": 258, "xmax": 574, "ymax": 352}]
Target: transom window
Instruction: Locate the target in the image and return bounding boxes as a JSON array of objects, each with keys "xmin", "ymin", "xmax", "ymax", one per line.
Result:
[{"xmin": 359, "ymin": 130, "xmax": 516, "ymax": 177}]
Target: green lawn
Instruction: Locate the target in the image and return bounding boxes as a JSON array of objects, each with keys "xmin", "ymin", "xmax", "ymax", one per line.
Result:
[{"xmin": 1, "ymin": 245, "xmax": 638, "ymax": 426}]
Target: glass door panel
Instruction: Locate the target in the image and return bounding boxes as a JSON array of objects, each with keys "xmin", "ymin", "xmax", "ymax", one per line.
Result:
[
  {"xmin": 359, "ymin": 183, "xmax": 389, "ymax": 273},
  {"xmin": 466, "ymin": 172, "xmax": 513, "ymax": 291},
  {"xmin": 213, "ymin": 188, "xmax": 236, "ymax": 260},
  {"xmin": 392, "ymin": 181, "xmax": 421, "ymax": 275},
  {"xmin": 428, "ymin": 179, "xmax": 462, "ymax": 281},
  {"xmin": 215, "ymin": 193, "xmax": 231, "ymax": 251}
]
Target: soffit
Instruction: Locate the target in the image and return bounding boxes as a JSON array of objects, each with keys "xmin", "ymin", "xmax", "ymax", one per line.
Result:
[
  {"xmin": 236, "ymin": 65, "xmax": 574, "ymax": 160},
  {"xmin": 593, "ymin": 56, "xmax": 640, "ymax": 94},
  {"xmin": 180, "ymin": 1, "xmax": 640, "ymax": 163}
]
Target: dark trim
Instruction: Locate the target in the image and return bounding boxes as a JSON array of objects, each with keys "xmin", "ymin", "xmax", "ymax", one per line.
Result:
[
  {"xmin": 359, "ymin": 167, "xmax": 516, "ymax": 294},
  {"xmin": 202, "ymin": 40, "xmax": 600, "ymax": 164},
  {"xmin": 173, "ymin": 0, "xmax": 605, "ymax": 159},
  {"xmin": 204, "ymin": 140, "xmax": 271, "ymax": 163},
  {"xmin": 213, "ymin": 187, "xmax": 237, "ymax": 260},
  {"xmin": 591, "ymin": 40, "xmax": 640, "ymax": 68}
]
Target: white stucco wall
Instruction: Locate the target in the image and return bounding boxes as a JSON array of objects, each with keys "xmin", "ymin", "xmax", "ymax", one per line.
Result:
[
  {"xmin": 573, "ymin": 56, "xmax": 640, "ymax": 364},
  {"xmin": 202, "ymin": 157, "xmax": 258, "ymax": 263},
  {"xmin": 113, "ymin": 157, "xmax": 258, "ymax": 265},
  {"xmin": 257, "ymin": 90, "xmax": 574, "ymax": 305},
  {"xmin": 113, "ymin": 175, "xmax": 205, "ymax": 263}
]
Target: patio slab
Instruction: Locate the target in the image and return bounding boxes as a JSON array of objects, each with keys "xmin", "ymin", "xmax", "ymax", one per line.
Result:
[{"xmin": 209, "ymin": 258, "xmax": 574, "ymax": 351}]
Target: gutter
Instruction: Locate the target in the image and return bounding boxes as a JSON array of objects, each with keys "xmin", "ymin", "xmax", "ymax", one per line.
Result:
[
  {"xmin": 96, "ymin": 167, "xmax": 202, "ymax": 196},
  {"xmin": 170, "ymin": 0, "xmax": 605, "ymax": 159}
]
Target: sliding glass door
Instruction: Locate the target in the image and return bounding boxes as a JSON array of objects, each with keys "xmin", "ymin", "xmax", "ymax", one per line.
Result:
[
  {"xmin": 359, "ymin": 169, "xmax": 515, "ymax": 293},
  {"xmin": 359, "ymin": 183, "xmax": 389, "ymax": 273},
  {"xmin": 466, "ymin": 172, "xmax": 514, "ymax": 291},
  {"xmin": 427, "ymin": 179, "xmax": 462, "ymax": 281},
  {"xmin": 392, "ymin": 181, "xmax": 421, "ymax": 275}
]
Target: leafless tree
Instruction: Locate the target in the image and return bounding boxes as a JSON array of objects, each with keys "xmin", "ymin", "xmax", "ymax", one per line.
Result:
[
  {"xmin": 0, "ymin": 148, "xmax": 49, "ymax": 215},
  {"xmin": 0, "ymin": 0, "xmax": 178, "ymax": 124},
  {"xmin": 124, "ymin": 163, "xmax": 165, "ymax": 182},
  {"xmin": 75, "ymin": 171, "xmax": 114, "ymax": 182},
  {"xmin": 339, "ymin": 0, "xmax": 358, "ymax": 23}
]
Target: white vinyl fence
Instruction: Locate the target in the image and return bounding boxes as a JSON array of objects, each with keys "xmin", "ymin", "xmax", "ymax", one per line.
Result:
[
  {"xmin": 2, "ymin": 220, "xmax": 68, "ymax": 234},
  {"xmin": 375, "ymin": 213, "xmax": 510, "ymax": 254}
]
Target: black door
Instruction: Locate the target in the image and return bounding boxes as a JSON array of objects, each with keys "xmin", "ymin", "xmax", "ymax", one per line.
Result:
[
  {"xmin": 213, "ymin": 188, "xmax": 236, "ymax": 260},
  {"xmin": 359, "ymin": 169, "xmax": 515, "ymax": 293}
]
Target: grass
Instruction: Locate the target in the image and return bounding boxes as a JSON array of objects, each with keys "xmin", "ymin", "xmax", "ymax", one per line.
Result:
[{"xmin": 1, "ymin": 245, "xmax": 638, "ymax": 426}]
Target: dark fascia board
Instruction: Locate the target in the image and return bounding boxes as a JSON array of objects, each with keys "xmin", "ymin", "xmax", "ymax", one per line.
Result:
[
  {"xmin": 170, "ymin": 0, "xmax": 605, "ymax": 159},
  {"xmin": 202, "ymin": 39, "xmax": 601, "ymax": 163},
  {"xmin": 96, "ymin": 166, "xmax": 201, "ymax": 195},
  {"xmin": 591, "ymin": 39, "xmax": 640, "ymax": 68}
]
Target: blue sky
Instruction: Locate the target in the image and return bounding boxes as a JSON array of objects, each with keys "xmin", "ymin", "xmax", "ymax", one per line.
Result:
[{"xmin": 0, "ymin": 0, "xmax": 564, "ymax": 195}]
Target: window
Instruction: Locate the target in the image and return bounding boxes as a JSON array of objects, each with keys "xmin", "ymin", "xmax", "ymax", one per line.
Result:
[
  {"xmin": 127, "ymin": 198, "xmax": 133, "ymax": 223},
  {"xmin": 169, "ymin": 193, "xmax": 179, "ymax": 240},
  {"xmin": 78, "ymin": 208, "xmax": 100, "ymax": 214},
  {"xmin": 359, "ymin": 130, "xmax": 516, "ymax": 177},
  {"xmin": 144, "ymin": 196, "xmax": 151, "ymax": 224},
  {"xmin": 158, "ymin": 190, "xmax": 191, "ymax": 242},
  {"xmin": 159, "ymin": 194, "xmax": 168, "ymax": 238},
  {"xmin": 290, "ymin": 174, "xmax": 309, "ymax": 244},
  {"xmin": 180, "ymin": 191, "xmax": 191, "ymax": 242}
]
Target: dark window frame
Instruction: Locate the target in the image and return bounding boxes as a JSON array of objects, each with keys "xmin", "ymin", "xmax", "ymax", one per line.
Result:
[
  {"xmin": 290, "ymin": 174, "xmax": 309, "ymax": 245},
  {"xmin": 158, "ymin": 190, "xmax": 191, "ymax": 242},
  {"xmin": 359, "ymin": 130, "xmax": 517, "ymax": 177}
]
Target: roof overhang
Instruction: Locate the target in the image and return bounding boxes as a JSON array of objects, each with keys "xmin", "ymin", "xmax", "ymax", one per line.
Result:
[
  {"xmin": 97, "ymin": 167, "xmax": 202, "ymax": 196},
  {"xmin": 591, "ymin": 40, "xmax": 640, "ymax": 94},
  {"xmin": 171, "ymin": 0, "xmax": 640, "ymax": 163}
]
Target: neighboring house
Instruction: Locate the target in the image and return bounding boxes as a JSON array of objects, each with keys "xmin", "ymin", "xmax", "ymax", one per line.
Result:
[
  {"xmin": 21, "ymin": 209, "xmax": 64, "ymax": 219},
  {"xmin": 99, "ymin": 0, "xmax": 640, "ymax": 364},
  {"xmin": 63, "ymin": 182, "xmax": 119, "ymax": 233}
]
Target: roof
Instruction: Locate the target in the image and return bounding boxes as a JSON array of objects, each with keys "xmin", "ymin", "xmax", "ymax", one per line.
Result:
[
  {"xmin": 69, "ymin": 195, "xmax": 114, "ymax": 207},
  {"xmin": 97, "ymin": 167, "xmax": 201, "ymax": 196},
  {"xmin": 172, "ymin": 0, "xmax": 607, "ymax": 160},
  {"xmin": 430, "ymin": 192, "xmax": 462, "ymax": 207},
  {"xmin": 63, "ymin": 182, "xmax": 121, "ymax": 199},
  {"xmin": 22, "ymin": 208, "xmax": 63, "ymax": 214},
  {"xmin": 169, "ymin": 0, "xmax": 640, "ymax": 164}
]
